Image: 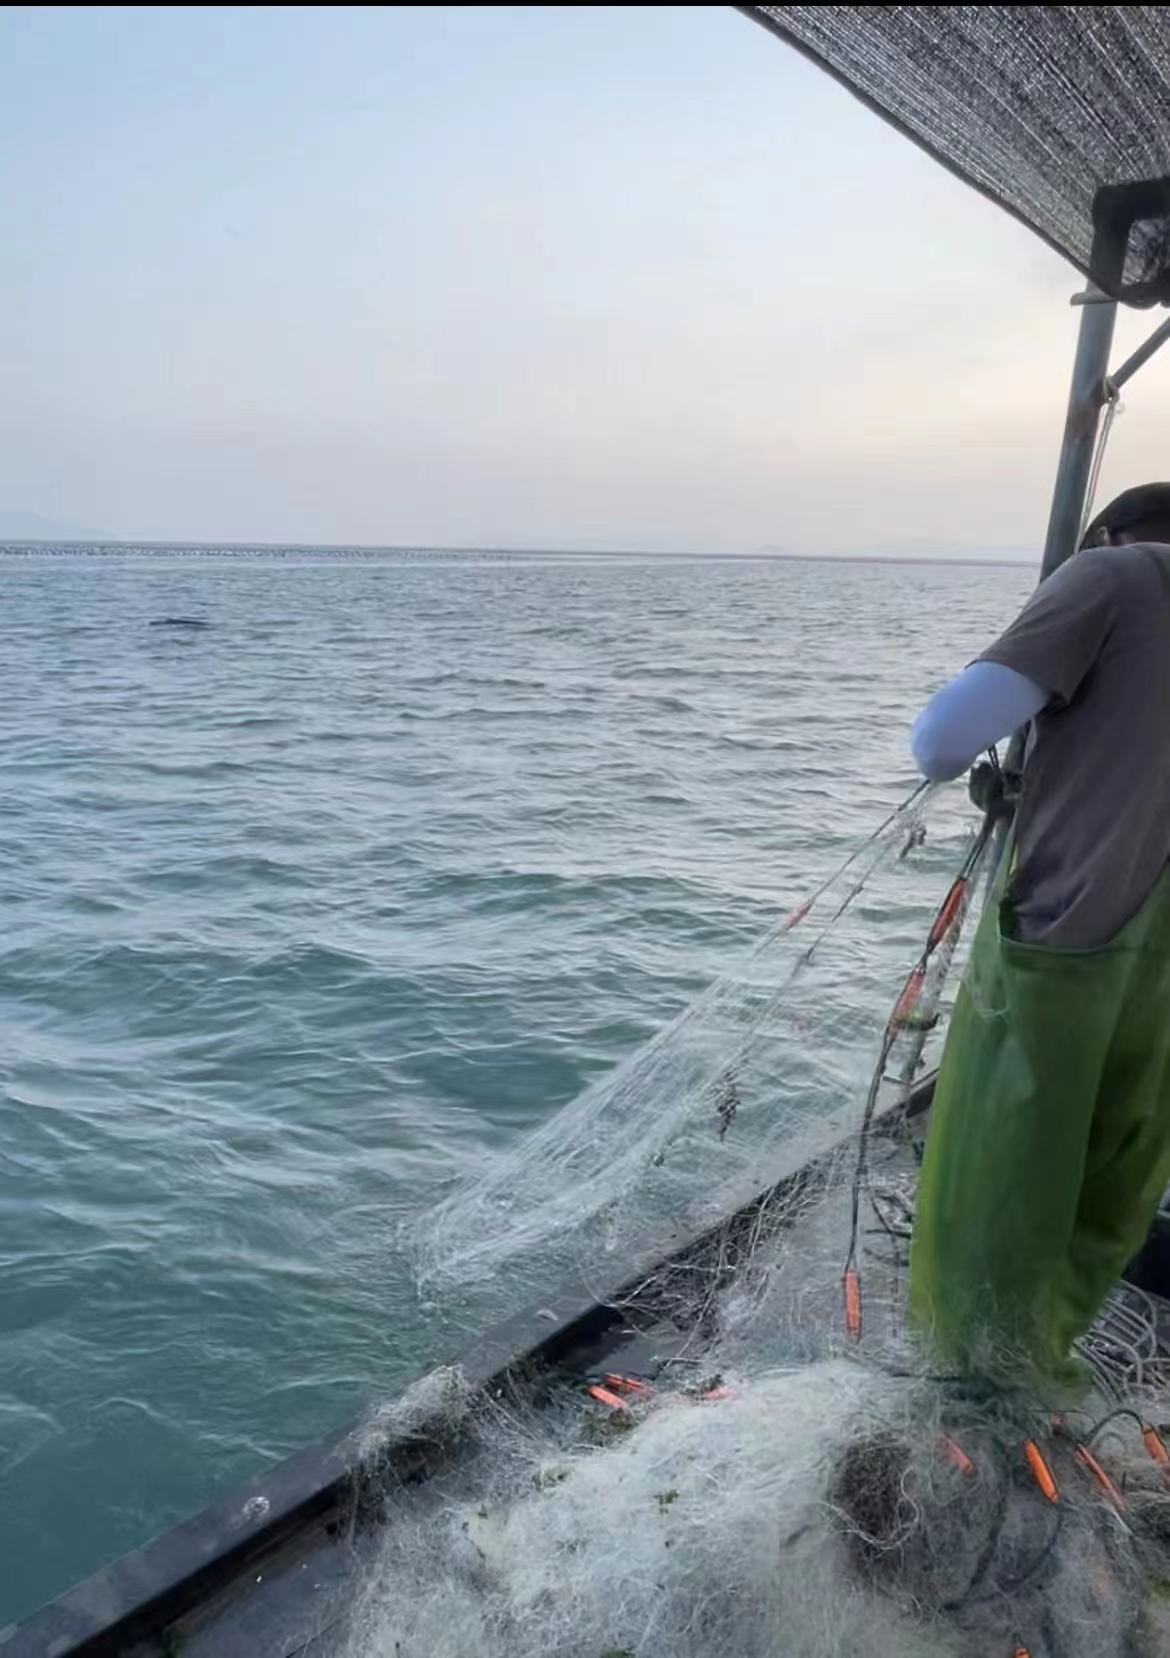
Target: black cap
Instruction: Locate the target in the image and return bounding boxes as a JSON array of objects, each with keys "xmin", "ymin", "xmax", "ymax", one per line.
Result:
[{"xmin": 1082, "ymin": 482, "xmax": 1170, "ymax": 546}]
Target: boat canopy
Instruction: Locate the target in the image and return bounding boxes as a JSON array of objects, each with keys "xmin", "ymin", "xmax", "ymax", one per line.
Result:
[{"xmin": 741, "ymin": 7, "xmax": 1170, "ymax": 307}]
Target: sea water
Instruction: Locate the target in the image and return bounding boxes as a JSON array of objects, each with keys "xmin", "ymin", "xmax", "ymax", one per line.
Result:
[{"xmin": 0, "ymin": 547, "xmax": 1030, "ymax": 1620}]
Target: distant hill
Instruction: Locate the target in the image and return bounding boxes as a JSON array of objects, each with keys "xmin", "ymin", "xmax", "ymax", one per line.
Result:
[{"xmin": 0, "ymin": 511, "xmax": 108, "ymax": 541}]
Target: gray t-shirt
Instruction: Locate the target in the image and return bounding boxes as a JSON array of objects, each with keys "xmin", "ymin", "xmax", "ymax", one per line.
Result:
[{"xmin": 980, "ymin": 543, "xmax": 1170, "ymax": 949}]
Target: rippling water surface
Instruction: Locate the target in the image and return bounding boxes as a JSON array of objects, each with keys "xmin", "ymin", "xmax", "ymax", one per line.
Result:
[{"xmin": 0, "ymin": 547, "xmax": 1031, "ymax": 1620}]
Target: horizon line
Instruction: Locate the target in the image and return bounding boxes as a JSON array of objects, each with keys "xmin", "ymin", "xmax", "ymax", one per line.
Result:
[{"xmin": 0, "ymin": 537, "xmax": 1036, "ymax": 571}]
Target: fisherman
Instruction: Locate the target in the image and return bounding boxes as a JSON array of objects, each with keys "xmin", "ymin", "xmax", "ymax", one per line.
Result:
[{"xmin": 907, "ymin": 482, "xmax": 1170, "ymax": 1398}]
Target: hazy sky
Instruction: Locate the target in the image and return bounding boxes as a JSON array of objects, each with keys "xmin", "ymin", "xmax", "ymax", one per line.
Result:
[{"xmin": 3, "ymin": 5, "xmax": 1169, "ymax": 555}]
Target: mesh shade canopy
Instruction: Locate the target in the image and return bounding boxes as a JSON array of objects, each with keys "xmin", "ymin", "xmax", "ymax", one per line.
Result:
[{"xmin": 742, "ymin": 7, "xmax": 1170, "ymax": 305}]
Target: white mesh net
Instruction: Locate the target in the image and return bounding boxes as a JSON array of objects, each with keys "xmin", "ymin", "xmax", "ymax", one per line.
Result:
[
  {"xmin": 346, "ymin": 786, "xmax": 1170, "ymax": 1658},
  {"xmin": 412, "ymin": 782, "xmax": 954, "ymax": 1322}
]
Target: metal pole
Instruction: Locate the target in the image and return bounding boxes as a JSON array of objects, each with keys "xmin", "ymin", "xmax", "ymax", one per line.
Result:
[
  {"xmin": 1107, "ymin": 314, "xmax": 1170, "ymax": 394},
  {"xmin": 991, "ymin": 292, "xmax": 1120, "ymax": 833},
  {"xmin": 1039, "ymin": 293, "xmax": 1118, "ymax": 579}
]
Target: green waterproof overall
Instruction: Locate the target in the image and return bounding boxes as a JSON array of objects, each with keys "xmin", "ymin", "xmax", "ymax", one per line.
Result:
[{"xmin": 908, "ymin": 860, "xmax": 1170, "ymax": 1399}]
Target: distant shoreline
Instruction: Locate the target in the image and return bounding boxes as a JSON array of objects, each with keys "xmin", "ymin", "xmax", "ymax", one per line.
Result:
[{"xmin": 0, "ymin": 539, "xmax": 1033, "ymax": 570}]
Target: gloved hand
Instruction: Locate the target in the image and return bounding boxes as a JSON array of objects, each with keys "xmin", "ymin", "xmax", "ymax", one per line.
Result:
[{"xmin": 968, "ymin": 759, "xmax": 1016, "ymax": 823}]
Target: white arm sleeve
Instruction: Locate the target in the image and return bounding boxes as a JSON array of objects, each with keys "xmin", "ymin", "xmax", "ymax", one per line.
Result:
[{"xmin": 911, "ymin": 661, "xmax": 1049, "ymax": 783}]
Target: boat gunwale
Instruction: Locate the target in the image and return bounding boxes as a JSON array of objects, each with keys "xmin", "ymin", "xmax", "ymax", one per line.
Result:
[{"xmin": 0, "ymin": 1077, "xmax": 935, "ymax": 1658}]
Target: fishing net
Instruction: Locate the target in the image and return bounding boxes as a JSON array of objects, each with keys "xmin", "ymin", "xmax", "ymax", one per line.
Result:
[
  {"xmin": 413, "ymin": 780, "xmax": 959, "ymax": 1326},
  {"xmin": 346, "ymin": 1282, "xmax": 1170, "ymax": 1658},
  {"xmin": 344, "ymin": 784, "xmax": 1170, "ymax": 1658}
]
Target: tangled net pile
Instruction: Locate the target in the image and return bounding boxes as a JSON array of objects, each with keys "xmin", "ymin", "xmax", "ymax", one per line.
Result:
[
  {"xmin": 345, "ymin": 784, "xmax": 1170, "ymax": 1658},
  {"xmin": 347, "ymin": 1343, "xmax": 1170, "ymax": 1657}
]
